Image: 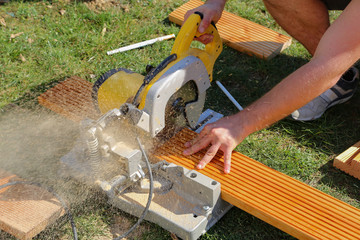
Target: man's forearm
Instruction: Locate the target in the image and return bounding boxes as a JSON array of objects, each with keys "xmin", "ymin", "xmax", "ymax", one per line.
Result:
[{"xmin": 235, "ymin": 59, "xmax": 343, "ymax": 137}]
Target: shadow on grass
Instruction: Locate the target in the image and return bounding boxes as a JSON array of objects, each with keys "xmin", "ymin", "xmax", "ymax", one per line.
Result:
[
  {"xmin": 276, "ymin": 92, "xmax": 359, "ymax": 198},
  {"xmin": 201, "ymin": 207, "xmax": 296, "ymax": 240},
  {"xmin": 318, "ymin": 160, "xmax": 360, "ymax": 203},
  {"xmin": 1, "ymin": 76, "xmax": 71, "ymax": 112},
  {"xmin": 205, "ymin": 47, "xmax": 309, "ymax": 112}
]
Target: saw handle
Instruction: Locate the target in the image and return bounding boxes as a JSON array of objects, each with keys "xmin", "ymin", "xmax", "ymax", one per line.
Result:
[{"xmin": 170, "ymin": 12, "xmax": 222, "ymax": 82}]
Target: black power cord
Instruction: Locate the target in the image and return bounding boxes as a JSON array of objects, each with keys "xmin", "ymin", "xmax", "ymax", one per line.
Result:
[
  {"xmin": 0, "ymin": 181, "xmax": 78, "ymax": 240},
  {"xmin": 113, "ymin": 137, "xmax": 154, "ymax": 240}
]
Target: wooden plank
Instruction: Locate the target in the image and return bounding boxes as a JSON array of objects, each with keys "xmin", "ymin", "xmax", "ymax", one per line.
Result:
[
  {"xmin": 334, "ymin": 141, "xmax": 360, "ymax": 180},
  {"xmin": 38, "ymin": 76, "xmax": 100, "ymax": 122},
  {"xmin": 0, "ymin": 169, "xmax": 64, "ymax": 240},
  {"xmin": 169, "ymin": 0, "xmax": 292, "ymax": 60},
  {"xmin": 152, "ymin": 128, "xmax": 360, "ymax": 240}
]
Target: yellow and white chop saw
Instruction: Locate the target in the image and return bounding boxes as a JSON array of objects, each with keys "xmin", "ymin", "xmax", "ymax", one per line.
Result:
[{"xmin": 61, "ymin": 13, "xmax": 232, "ymax": 240}]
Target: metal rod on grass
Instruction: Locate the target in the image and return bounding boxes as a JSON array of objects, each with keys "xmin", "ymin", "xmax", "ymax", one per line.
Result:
[
  {"xmin": 107, "ymin": 34, "xmax": 175, "ymax": 55},
  {"xmin": 216, "ymin": 81, "xmax": 243, "ymax": 111}
]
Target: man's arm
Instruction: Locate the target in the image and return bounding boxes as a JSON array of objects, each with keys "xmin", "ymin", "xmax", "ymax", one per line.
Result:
[{"xmin": 184, "ymin": 0, "xmax": 360, "ymax": 173}]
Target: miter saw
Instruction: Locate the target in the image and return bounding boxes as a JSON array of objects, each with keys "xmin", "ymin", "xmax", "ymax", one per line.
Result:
[{"xmin": 60, "ymin": 13, "xmax": 232, "ymax": 240}]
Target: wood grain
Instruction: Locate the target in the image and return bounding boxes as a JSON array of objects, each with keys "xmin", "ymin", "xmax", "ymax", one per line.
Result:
[
  {"xmin": 169, "ymin": 0, "xmax": 292, "ymax": 60},
  {"xmin": 38, "ymin": 76, "xmax": 100, "ymax": 122},
  {"xmin": 0, "ymin": 169, "xmax": 64, "ymax": 240}
]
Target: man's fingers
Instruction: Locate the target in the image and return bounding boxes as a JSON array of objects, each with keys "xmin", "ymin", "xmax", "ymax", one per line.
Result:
[
  {"xmin": 198, "ymin": 124, "xmax": 211, "ymax": 138},
  {"xmin": 184, "ymin": 125, "xmax": 211, "ymax": 148},
  {"xmin": 183, "ymin": 135, "xmax": 211, "ymax": 156},
  {"xmin": 223, "ymin": 149, "xmax": 232, "ymax": 174},
  {"xmin": 183, "ymin": 10, "xmax": 195, "ymax": 25},
  {"xmin": 198, "ymin": 18, "xmax": 210, "ymax": 33},
  {"xmin": 194, "ymin": 34, "xmax": 214, "ymax": 44},
  {"xmin": 197, "ymin": 143, "xmax": 220, "ymax": 170}
]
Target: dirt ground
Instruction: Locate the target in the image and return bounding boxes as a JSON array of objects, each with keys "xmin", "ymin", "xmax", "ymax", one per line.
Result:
[{"xmin": 83, "ymin": 0, "xmax": 129, "ymax": 12}]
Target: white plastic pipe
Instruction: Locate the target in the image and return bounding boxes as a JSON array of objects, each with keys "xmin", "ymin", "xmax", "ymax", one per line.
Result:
[
  {"xmin": 216, "ymin": 81, "xmax": 243, "ymax": 111},
  {"xmin": 107, "ymin": 34, "xmax": 175, "ymax": 55}
]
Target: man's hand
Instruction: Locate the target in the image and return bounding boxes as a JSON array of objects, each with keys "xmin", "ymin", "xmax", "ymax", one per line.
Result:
[
  {"xmin": 184, "ymin": 0, "xmax": 226, "ymax": 44},
  {"xmin": 183, "ymin": 115, "xmax": 244, "ymax": 174}
]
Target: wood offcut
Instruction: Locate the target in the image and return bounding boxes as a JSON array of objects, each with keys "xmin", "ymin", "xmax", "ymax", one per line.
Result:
[
  {"xmin": 153, "ymin": 128, "xmax": 360, "ymax": 240},
  {"xmin": 169, "ymin": 0, "xmax": 292, "ymax": 60},
  {"xmin": 0, "ymin": 170, "xmax": 64, "ymax": 240},
  {"xmin": 334, "ymin": 141, "xmax": 360, "ymax": 180}
]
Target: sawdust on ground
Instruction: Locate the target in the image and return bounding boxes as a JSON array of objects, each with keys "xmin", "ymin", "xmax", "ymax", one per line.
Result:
[
  {"xmin": 110, "ymin": 215, "xmax": 149, "ymax": 239},
  {"xmin": 84, "ymin": 0, "xmax": 129, "ymax": 12}
]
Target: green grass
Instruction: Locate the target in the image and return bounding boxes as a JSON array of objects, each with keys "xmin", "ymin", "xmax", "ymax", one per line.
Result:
[{"xmin": 0, "ymin": 0, "xmax": 359, "ymax": 239}]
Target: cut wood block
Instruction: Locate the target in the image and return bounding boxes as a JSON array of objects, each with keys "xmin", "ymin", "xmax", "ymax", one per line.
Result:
[
  {"xmin": 0, "ymin": 169, "xmax": 64, "ymax": 240},
  {"xmin": 38, "ymin": 76, "xmax": 100, "ymax": 122},
  {"xmin": 334, "ymin": 141, "xmax": 360, "ymax": 180},
  {"xmin": 153, "ymin": 128, "xmax": 360, "ymax": 240},
  {"xmin": 169, "ymin": 0, "xmax": 292, "ymax": 60}
]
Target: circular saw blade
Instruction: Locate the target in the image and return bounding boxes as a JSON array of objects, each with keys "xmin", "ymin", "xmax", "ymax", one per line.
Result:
[{"xmin": 158, "ymin": 80, "xmax": 201, "ymax": 139}]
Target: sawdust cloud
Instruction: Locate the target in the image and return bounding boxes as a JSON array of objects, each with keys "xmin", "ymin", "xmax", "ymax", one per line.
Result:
[
  {"xmin": 0, "ymin": 107, "xmax": 155, "ymax": 239},
  {"xmin": 0, "ymin": 107, "xmax": 101, "ymax": 203}
]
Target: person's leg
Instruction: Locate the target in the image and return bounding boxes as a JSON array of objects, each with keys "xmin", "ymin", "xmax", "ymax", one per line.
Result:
[
  {"xmin": 262, "ymin": 0, "xmax": 359, "ymax": 121},
  {"xmin": 262, "ymin": 0, "xmax": 330, "ymax": 56}
]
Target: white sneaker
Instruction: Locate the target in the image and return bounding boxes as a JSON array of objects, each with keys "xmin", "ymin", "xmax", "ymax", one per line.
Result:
[{"xmin": 291, "ymin": 67, "xmax": 359, "ymax": 121}]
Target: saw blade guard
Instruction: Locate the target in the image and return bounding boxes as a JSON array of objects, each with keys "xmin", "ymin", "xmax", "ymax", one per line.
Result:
[
  {"xmin": 137, "ymin": 12, "xmax": 222, "ymax": 110},
  {"xmin": 142, "ymin": 55, "xmax": 210, "ymax": 137},
  {"xmin": 92, "ymin": 68, "xmax": 144, "ymax": 114}
]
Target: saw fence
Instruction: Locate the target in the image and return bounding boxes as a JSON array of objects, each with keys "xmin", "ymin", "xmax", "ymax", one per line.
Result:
[{"xmin": 30, "ymin": 76, "xmax": 360, "ymax": 239}]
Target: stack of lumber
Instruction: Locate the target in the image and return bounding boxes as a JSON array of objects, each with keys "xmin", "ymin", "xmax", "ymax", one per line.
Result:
[{"xmin": 169, "ymin": 0, "xmax": 292, "ymax": 60}]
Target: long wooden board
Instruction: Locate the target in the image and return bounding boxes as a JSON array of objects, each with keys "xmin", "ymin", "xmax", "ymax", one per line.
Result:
[
  {"xmin": 169, "ymin": 0, "xmax": 292, "ymax": 60},
  {"xmin": 334, "ymin": 141, "xmax": 360, "ymax": 180},
  {"xmin": 0, "ymin": 170, "xmax": 64, "ymax": 240},
  {"xmin": 153, "ymin": 128, "xmax": 360, "ymax": 240}
]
